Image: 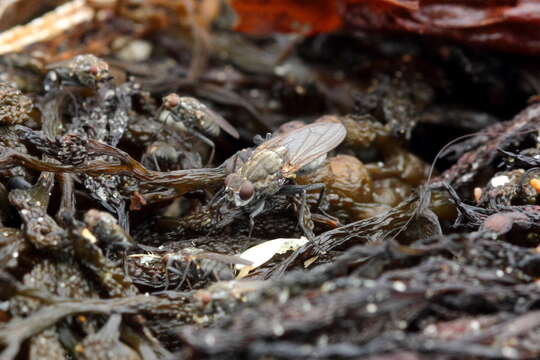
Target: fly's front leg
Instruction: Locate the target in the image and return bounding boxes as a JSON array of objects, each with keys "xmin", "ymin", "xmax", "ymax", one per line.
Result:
[{"xmin": 248, "ymin": 200, "xmax": 265, "ymax": 238}]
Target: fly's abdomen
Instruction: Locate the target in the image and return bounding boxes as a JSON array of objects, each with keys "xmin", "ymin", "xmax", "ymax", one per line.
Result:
[{"xmin": 200, "ymin": 118, "xmax": 221, "ymax": 137}]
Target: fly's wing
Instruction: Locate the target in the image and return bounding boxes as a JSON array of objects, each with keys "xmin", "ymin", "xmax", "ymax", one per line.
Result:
[
  {"xmin": 195, "ymin": 251, "xmax": 253, "ymax": 265},
  {"xmin": 205, "ymin": 107, "xmax": 240, "ymax": 139},
  {"xmin": 256, "ymin": 122, "xmax": 346, "ymax": 176}
]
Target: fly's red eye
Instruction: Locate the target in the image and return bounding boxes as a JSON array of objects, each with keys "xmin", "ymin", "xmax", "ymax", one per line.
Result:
[
  {"xmin": 164, "ymin": 94, "xmax": 180, "ymax": 108},
  {"xmin": 89, "ymin": 65, "xmax": 98, "ymax": 75},
  {"xmin": 239, "ymin": 181, "xmax": 254, "ymax": 201}
]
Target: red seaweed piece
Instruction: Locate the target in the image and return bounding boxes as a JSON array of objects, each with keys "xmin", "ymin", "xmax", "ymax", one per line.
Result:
[
  {"xmin": 230, "ymin": 0, "xmax": 540, "ymax": 55},
  {"xmin": 230, "ymin": 0, "xmax": 418, "ymax": 35}
]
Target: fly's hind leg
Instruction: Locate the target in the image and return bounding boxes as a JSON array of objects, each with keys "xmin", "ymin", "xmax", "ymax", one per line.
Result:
[
  {"xmin": 279, "ymin": 182, "xmax": 338, "ymax": 227},
  {"xmin": 189, "ymin": 130, "xmax": 216, "ymax": 166},
  {"xmin": 296, "ymin": 189, "xmax": 315, "ymax": 241},
  {"xmin": 279, "ymin": 183, "xmax": 337, "ymax": 252},
  {"xmin": 279, "ymin": 184, "xmax": 323, "ymax": 240}
]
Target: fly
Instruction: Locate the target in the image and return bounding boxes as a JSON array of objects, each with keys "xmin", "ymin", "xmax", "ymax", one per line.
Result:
[
  {"xmin": 220, "ymin": 121, "xmax": 347, "ymax": 237},
  {"xmin": 44, "ymin": 54, "xmax": 112, "ymax": 91},
  {"xmin": 158, "ymin": 93, "xmax": 240, "ymax": 165}
]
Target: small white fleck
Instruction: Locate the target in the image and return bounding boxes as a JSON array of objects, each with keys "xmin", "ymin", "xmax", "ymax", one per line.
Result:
[
  {"xmin": 397, "ymin": 320, "xmax": 407, "ymax": 329},
  {"xmin": 12, "ymin": 252, "xmax": 18, "ymax": 258},
  {"xmin": 392, "ymin": 281, "xmax": 407, "ymax": 292},
  {"xmin": 278, "ymin": 289, "xmax": 289, "ymax": 304},
  {"xmin": 249, "ymin": 89, "xmax": 260, "ymax": 98},
  {"xmin": 317, "ymin": 334, "xmax": 328, "ymax": 347},
  {"xmin": 366, "ymin": 303, "xmax": 378, "ymax": 313},
  {"xmin": 205, "ymin": 334, "xmax": 216, "ymax": 346},
  {"xmin": 364, "ymin": 280, "xmax": 376, "ymax": 288},
  {"xmin": 272, "ymin": 324, "xmax": 285, "ymax": 336},
  {"xmin": 501, "ymin": 346, "xmax": 518, "ymax": 358},
  {"xmin": 496, "ymin": 269, "xmax": 505, "ymax": 278},
  {"xmin": 490, "ymin": 175, "xmax": 510, "ymax": 187},
  {"xmin": 321, "ymin": 282, "xmax": 336, "ymax": 292},
  {"xmin": 274, "ymin": 64, "xmax": 288, "ymax": 76},
  {"xmin": 470, "ymin": 320, "xmax": 480, "ymax": 331},
  {"xmin": 424, "ymin": 324, "xmax": 438, "ymax": 335}
]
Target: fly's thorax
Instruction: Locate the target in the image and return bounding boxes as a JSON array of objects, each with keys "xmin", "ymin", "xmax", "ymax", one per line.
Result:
[
  {"xmin": 174, "ymin": 106, "xmax": 221, "ymax": 137},
  {"xmin": 241, "ymin": 147, "xmax": 286, "ymax": 185},
  {"xmin": 176, "ymin": 97, "xmax": 220, "ymax": 137}
]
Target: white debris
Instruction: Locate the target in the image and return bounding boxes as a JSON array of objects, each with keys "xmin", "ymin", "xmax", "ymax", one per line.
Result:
[
  {"xmin": 235, "ymin": 237, "xmax": 309, "ymax": 272},
  {"xmin": 115, "ymin": 38, "xmax": 152, "ymax": 62},
  {"xmin": 490, "ymin": 175, "xmax": 510, "ymax": 187}
]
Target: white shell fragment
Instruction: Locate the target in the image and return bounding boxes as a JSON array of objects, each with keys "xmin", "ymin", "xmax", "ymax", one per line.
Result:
[
  {"xmin": 235, "ymin": 237, "xmax": 309, "ymax": 272},
  {"xmin": 115, "ymin": 38, "xmax": 152, "ymax": 62},
  {"xmin": 490, "ymin": 175, "xmax": 510, "ymax": 187}
]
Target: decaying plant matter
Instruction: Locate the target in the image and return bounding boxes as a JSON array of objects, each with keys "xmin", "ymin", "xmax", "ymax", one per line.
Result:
[{"xmin": 0, "ymin": 1, "xmax": 540, "ymax": 359}]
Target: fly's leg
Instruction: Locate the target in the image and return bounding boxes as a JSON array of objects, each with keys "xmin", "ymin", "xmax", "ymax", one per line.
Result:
[
  {"xmin": 175, "ymin": 262, "xmax": 192, "ymax": 290},
  {"xmin": 295, "ymin": 189, "xmax": 315, "ymax": 241},
  {"xmin": 152, "ymin": 152, "xmax": 161, "ymax": 172},
  {"xmin": 279, "ymin": 184, "xmax": 318, "ymax": 239},
  {"xmin": 166, "ymin": 260, "xmax": 192, "ymax": 290},
  {"xmin": 164, "ymin": 256, "xmax": 175, "ymax": 290},
  {"xmin": 253, "ymin": 133, "xmax": 272, "ymax": 145},
  {"xmin": 278, "ymin": 183, "xmax": 324, "ymax": 198},
  {"xmin": 313, "ymin": 186, "xmax": 340, "ymax": 226},
  {"xmin": 248, "ymin": 200, "xmax": 266, "ymax": 238},
  {"xmin": 289, "ymin": 191, "xmax": 326, "ymax": 253},
  {"xmin": 279, "ymin": 183, "xmax": 335, "ymax": 252},
  {"xmin": 279, "ymin": 183, "xmax": 339, "ymax": 227},
  {"xmin": 189, "ymin": 129, "xmax": 215, "ymax": 166}
]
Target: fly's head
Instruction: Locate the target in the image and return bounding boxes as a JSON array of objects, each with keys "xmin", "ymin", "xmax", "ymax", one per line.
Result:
[
  {"xmin": 159, "ymin": 94, "xmax": 203, "ymax": 130},
  {"xmin": 159, "ymin": 93, "xmax": 183, "ymax": 129},
  {"xmin": 224, "ymin": 173, "xmax": 256, "ymax": 207},
  {"xmin": 69, "ymin": 54, "xmax": 112, "ymax": 88},
  {"xmin": 163, "ymin": 93, "xmax": 180, "ymax": 109}
]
